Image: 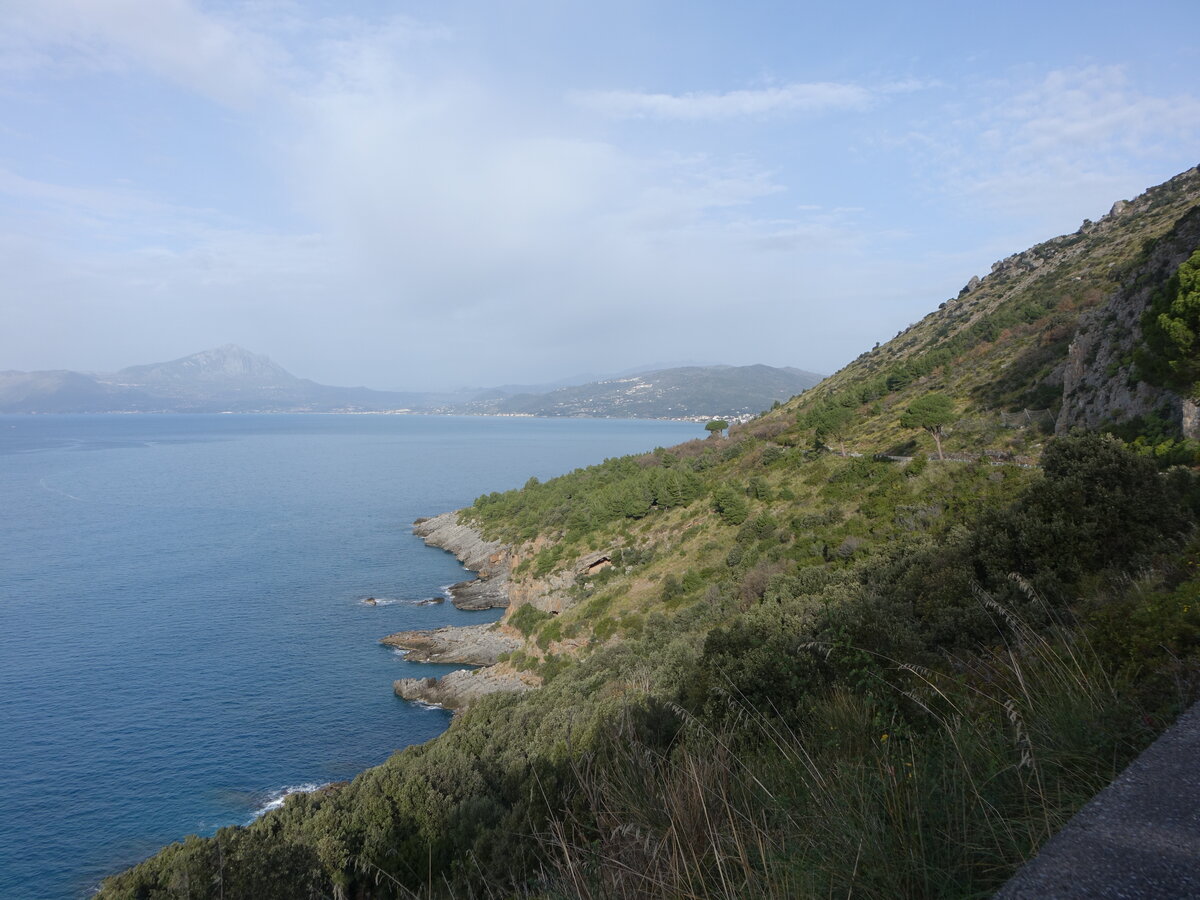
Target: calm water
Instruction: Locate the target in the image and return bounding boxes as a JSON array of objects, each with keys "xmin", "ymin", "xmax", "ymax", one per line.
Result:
[{"xmin": 0, "ymin": 414, "xmax": 699, "ymax": 899}]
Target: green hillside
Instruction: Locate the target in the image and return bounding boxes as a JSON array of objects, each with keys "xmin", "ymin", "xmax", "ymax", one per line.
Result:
[{"xmin": 98, "ymin": 168, "xmax": 1200, "ymax": 900}]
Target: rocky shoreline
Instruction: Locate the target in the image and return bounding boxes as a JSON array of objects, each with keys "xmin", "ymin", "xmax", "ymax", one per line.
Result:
[
  {"xmin": 381, "ymin": 623, "xmax": 520, "ymax": 666},
  {"xmin": 386, "ymin": 511, "xmax": 530, "ymax": 710},
  {"xmin": 412, "ymin": 512, "xmax": 511, "ymax": 609},
  {"xmin": 393, "ymin": 667, "xmax": 536, "ymax": 709}
]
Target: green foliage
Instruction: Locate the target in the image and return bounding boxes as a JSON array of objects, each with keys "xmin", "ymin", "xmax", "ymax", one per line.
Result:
[
  {"xmin": 469, "ymin": 452, "xmax": 706, "ymax": 545},
  {"xmin": 905, "ymin": 452, "xmax": 929, "ymax": 478},
  {"xmin": 1137, "ymin": 249, "xmax": 1200, "ymax": 398},
  {"xmin": 1084, "ymin": 568, "xmax": 1200, "ymax": 704},
  {"xmin": 509, "ymin": 603, "xmax": 552, "ymax": 637},
  {"xmin": 705, "ymin": 419, "xmax": 729, "ymax": 436},
  {"xmin": 900, "ymin": 392, "xmax": 955, "ymax": 432},
  {"xmin": 689, "ymin": 434, "xmax": 1199, "ymax": 726},
  {"xmin": 797, "ymin": 392, "xmax": 861, "ymax": 453},
  {"xmin": 100, "ymin": 429, "xmax": 1200, "ymax": 900},
  {"xmin": 552, "ymin": 620, "xmax": 1149, "ymax": 900},
  {"xmin": 748, "ymin": 475, "xmax": 772, "ymax": 501},
  {"xmin": 710, "ymin": 483, "xmax": 749, "ymax": 525},
  {"xmin": 1106, "ymin": 404, "xmax": 1200, "ymax": 465},
  {"xmin": 100, "ymin": 149, "xmax": 1200, "ymax": 900},
  {"xmin": 593, "ymin": 617, "xmax": 619, "ymax": 641},
  {"xmin": 537, "ymin": 618, "xmax": 564, "ymax": 650},
  {"xmin": 901, "ymin": 392, "xmax": 956, "ymax": 458}
]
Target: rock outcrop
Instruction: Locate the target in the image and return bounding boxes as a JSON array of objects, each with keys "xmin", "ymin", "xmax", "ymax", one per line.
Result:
[
  {"xmin": 394, "ymin": 667, "xmax": 536, "ymax": 710},
  {"xmin": 383, "ymin": 513, "xmax": 533, "ymax": 710},
  {"xmin": 381, "ymin": 623, "xmax": 521, "ymax": 666},
  {"xmin": 413, "ymin": 512, "xmax": 512, "ymax": 609},
  {"xmin": 1057, "ymin": 205, "xmax": 1200, "ymax": 437}
]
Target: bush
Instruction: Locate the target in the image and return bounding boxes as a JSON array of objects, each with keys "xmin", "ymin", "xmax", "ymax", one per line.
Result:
[{"xmin": 509, "ymin": 603, "xmax": 553, "ymax": 637}]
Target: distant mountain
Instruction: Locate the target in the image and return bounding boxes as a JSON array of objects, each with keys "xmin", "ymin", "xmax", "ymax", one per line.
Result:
[
  {"xmin": 0, "ymin": 369, "xmax": 160, "ymax": 414},
  {"xmin": 441, "ymin": 364, "xmax": 823, "ymax": 419},
  {"xmin": 1, "ymin": 349, "xmax": 823, "ymax": 418},
  {"xmin": 0, "ymin": 346, "xmax": 448, "ymax": 414},
  {"xmin": 112, "ymin": 344, "xmax": 299, "ymax": 397}
]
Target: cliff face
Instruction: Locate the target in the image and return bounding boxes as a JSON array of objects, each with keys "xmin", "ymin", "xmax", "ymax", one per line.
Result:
[{"xmin": 1057, "ymin": 206, "xmax": 1200, "ymax": 437}]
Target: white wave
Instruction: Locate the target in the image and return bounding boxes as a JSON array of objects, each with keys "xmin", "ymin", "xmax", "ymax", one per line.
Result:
[
  {"xmin": 251, "ymin": 782, "xmax": 329, "ymax": 819},
  {"xmin": 390, "ymin": 648, "xmax": 409, "ymax": 658},
  {"xmin": 38, "ymin": 477, "xmax": 84, "ymax": 501},
  {"xmin": 412, "ymin": 699, "xmax": 445, "ymax": 711},
  {"xmin": 363, "ymin": 596, "xmax": 442, "ymax": 606}
]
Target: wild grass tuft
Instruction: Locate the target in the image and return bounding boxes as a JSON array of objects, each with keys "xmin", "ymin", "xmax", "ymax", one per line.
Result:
[{"xmin": 537, "ymin": 594, "xmax": 1154, "ymax": 899}]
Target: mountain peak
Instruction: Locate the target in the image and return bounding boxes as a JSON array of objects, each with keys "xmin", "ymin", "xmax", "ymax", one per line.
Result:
[{"xmin": 117, "ymin": 345, "xmax": 294, "ymax": 384}]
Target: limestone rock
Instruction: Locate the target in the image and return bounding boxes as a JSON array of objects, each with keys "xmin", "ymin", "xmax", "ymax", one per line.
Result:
[
  {"xmin": 394, "ymin": 667, "xmax": 536, "ymax": 710},
  {"xmin": 1057, "ymin": 206, "xmax": 1200, "ymax": 436},
  {"xmin": 381, "ymin": 623, "xmax": 521, "ymax": 666},
  {"xmin": 413, "ymin": 512, "xmax": 512, "ymax": 609}
]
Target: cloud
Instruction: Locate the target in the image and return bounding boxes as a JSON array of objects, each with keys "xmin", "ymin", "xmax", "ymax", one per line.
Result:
[
  {"xmin": 573, "ymin": 81, "xmax": 873, "ymax": 120},
  {"xmin": 20, "ymin": 9, "xmax": 1195, "ymax": 391},
  {"xmin": 0, "ymin": 0, "xmax": 286, "ymax": 105},
  {"xmin": 908, "ymin": 65, "xmax": 1200, "ymax": 222}
]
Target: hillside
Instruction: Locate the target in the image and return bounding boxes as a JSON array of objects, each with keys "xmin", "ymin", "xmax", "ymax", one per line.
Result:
[
  {"xmin": 443, "ymin": 364, "xmax": 823, "ymax": 419},
  {"xmin": 98, "ymin": 167, "xmax": 1200, "ymax": 900}
]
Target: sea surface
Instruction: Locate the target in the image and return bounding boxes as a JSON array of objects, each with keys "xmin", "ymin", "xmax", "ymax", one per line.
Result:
[{"xmin": 0, "ymin": 414, "xmax": 699, "ymax": 900}]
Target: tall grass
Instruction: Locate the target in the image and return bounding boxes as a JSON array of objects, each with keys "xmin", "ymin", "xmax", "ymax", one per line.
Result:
[{"xmin": 537, "ymin": 595, "xmax": 1154, "ymax": 899}]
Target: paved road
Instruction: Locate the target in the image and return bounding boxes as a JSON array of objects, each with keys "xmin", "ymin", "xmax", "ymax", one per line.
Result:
[{"xmin": 995, "ymin": 701, "xmax": 1200, "ymax": 899}]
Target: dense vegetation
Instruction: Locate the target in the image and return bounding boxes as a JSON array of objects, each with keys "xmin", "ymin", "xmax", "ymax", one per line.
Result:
[
  {"xmin": 98, "ymin": 168, "xmax": 1200, "ymax": 899},
  {"xmin": 98, "ymin": 433, "xmax": 1200, "ymax": 900},
  {"xmin": 1138, "ymin": 249, "xmax": 1200, "ymax": 399}
]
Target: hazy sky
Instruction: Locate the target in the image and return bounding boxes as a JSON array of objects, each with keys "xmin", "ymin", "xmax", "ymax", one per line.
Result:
[{"xmin": 2, "ymin": 1, "xmax": 1198, "ymax": 390}]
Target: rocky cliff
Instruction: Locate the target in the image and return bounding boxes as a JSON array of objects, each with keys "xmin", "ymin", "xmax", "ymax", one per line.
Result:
[
  {"xmin": 412, "ymin": 512, "xmax": 513, "ymax": 609},
  {"xmin": 1057, "ymin": 205, "xmax": 1200, "ymax": 437}
]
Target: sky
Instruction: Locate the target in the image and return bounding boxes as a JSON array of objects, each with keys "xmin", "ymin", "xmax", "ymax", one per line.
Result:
[{"xmin": 2, "ymin": 1, "xmax": 1198, "ymax": 391}]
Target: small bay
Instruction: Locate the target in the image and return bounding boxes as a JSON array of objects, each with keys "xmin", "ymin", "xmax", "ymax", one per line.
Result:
[{"xmin": 0, "ymin": 413, "xmax": 699, "ymax": 900}]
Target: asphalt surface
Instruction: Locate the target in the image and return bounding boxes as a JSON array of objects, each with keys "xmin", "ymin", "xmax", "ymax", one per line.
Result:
[{"xmin": 995, "ymin": 701, "xmax": 1200, "ymax": 899}]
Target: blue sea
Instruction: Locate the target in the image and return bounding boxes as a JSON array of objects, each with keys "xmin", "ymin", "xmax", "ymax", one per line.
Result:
[{"xmin": 0, "ymin": 414, "xmax": 699, "ymax": 900}]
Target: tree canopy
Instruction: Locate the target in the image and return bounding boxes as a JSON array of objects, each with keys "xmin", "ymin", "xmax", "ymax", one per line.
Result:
[
  {"xmin": 901, "ymin": 393, "xmax": 955, "ymax": 459},
  {"xmin": 1137, "ymin": 249, "xmax": 1200, "ymax": 399}
]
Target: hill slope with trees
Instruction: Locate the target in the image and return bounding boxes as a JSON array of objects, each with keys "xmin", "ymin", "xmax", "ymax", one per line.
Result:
[{"xmin": 98, "ymin": 166, "xmax": 1200, "ymax": 900}]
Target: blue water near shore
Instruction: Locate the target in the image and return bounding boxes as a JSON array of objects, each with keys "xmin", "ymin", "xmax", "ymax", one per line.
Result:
[{"xmin": 0, "ymin": 414, "xmax": 699, "ymax": 900}]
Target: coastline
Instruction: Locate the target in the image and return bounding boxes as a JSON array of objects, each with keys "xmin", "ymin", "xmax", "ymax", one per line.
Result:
[
  {"xmin": 28, "ymin": 414, "xmax": 701, "ymax": 900},
  {"xmin": 412, "ymin": 511, "xmax": 511, "ymax": 609},
  {"xmin": 385, "ymin": 511, "xmax": 533, "ymax": 710}
]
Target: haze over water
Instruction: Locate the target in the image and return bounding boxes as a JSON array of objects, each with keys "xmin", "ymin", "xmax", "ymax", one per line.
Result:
[{"xmin": 0, "ymin": 414, "xmax": 699, "ymax": 900}]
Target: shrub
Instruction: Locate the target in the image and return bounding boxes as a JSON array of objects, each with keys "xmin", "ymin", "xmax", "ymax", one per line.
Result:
[{"xmin": 509, "ymin": 603, "xmax": 553, "ymax": 637}]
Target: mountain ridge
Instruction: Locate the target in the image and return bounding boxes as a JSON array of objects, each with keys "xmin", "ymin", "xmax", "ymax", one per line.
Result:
[
  {"xmin": 0, "ymin": 347, "xmax": 820, "ymax": 419},
  {"xmin": 0, "ymin": 345, "xmax": 438, "ymax": 414},
  {"xmin": 439, "ymin": 363, "xmax": 823, "ymax": 419}
]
